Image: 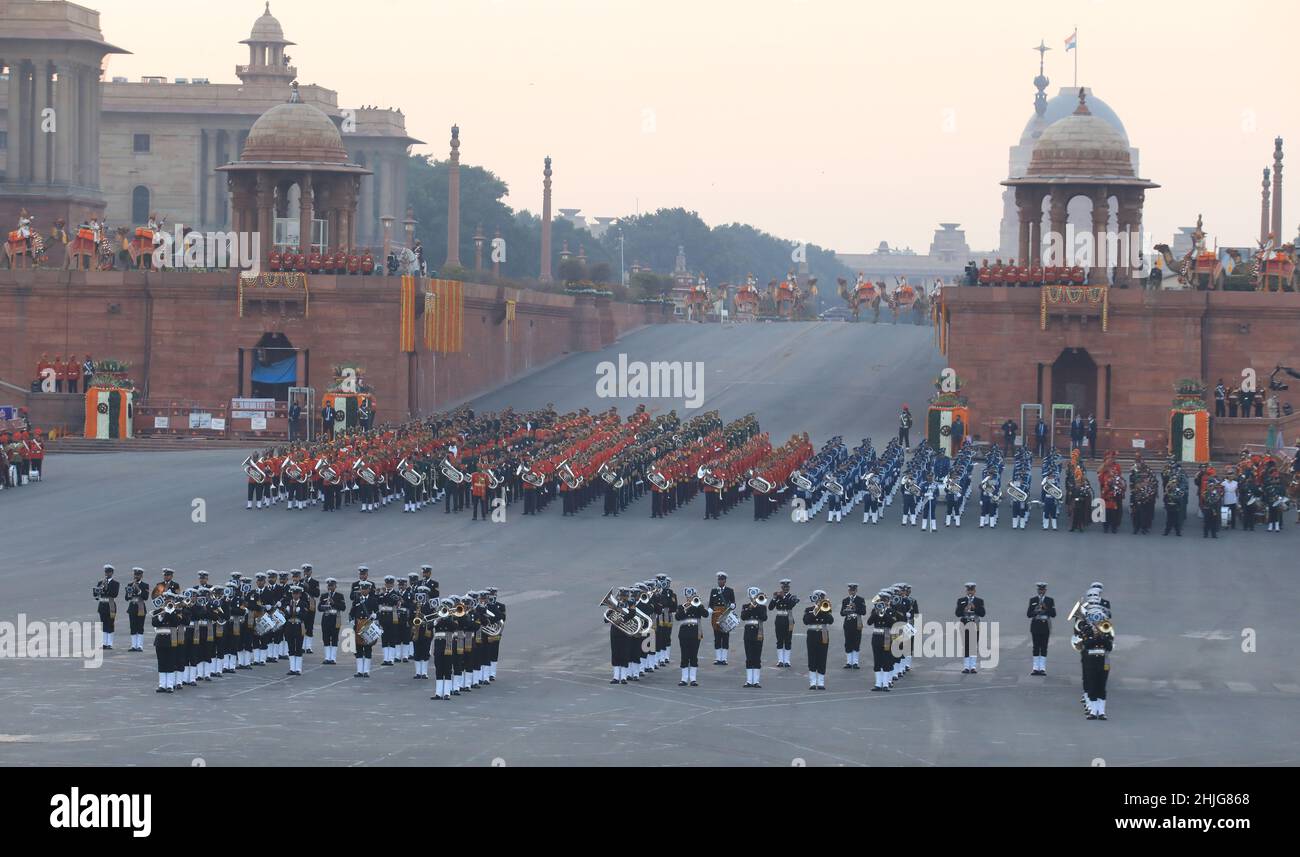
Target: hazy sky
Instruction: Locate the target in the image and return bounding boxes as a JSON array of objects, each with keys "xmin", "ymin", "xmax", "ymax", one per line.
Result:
[{"xmin": 98, "ymin": 0, "xmax": 1298, "ymax": 253}]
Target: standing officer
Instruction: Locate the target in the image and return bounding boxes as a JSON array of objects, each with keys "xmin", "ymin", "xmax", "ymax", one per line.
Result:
[
  {"xmin": 1001, "ymin": 417, "xmax": 1018, "ymax": 456},
  {"xmin": 740, "ymin": 587, "xmax": 768, "ymax": 688},
  {"xmin": 1027, "ymin": 582, "xmax": 1055, "ymax": 675},
  {"xmin": 867, "ymin": 591, "xmax": 897, "ymax": 691},
  {"xmin": 675, "ymin": 587, "xmax": 709, "ymax": 686},
  {"xmin": 1034, "ymin": 417, "xmax": 1048, "ymax": 458},
  {"xmin": 94, "ymin": 564, "xmax": 120, "ymax": 650},
  {"xmin": 956, "ymin": 582, "xmax": 985, "ymax": 673},
  {"xmin": 898, "ymin": 404, "xmax": 913, "ymax": 446},
  {"xmin": 283, "ymin": 583, "xmax": 309, "ymax": 676},
  {"xmin": 377, "ymin": 575, "xmax": 400, "ymax": 665},
  {"xmin": 431, "ymin": 597, "xmax": 458, "ymax": 700},
  {"xmin": 769, "ymin": 579, "xmax": 799, "ymax": 668},
  {"xmin": 300, "ymin": 563, "xmax": 320, "ymax": 653},
  {"xmin": 803, "ymin": 590, "xmax": 834, "ymax": 690},
  {"xmin": 840, "ymin": 583, "xmax": 866, "ymax": 669},
  {"xmin": 652, "ymin": 574, "xmax": 676, "ymax": 670},
  {"xmin": 318, "ymin": 578, "xmax": 345, "ymax": 665},
  {"xmin": 349, "ymin": 580, "xmax": 377, "ymax": 678},
  {"xmin": 708, "ymin": 572, "xmax": 736, "ymax": 665},
  {"xmin": 126, "ymin": 567, "xmax": 149, "ymax": 652}
]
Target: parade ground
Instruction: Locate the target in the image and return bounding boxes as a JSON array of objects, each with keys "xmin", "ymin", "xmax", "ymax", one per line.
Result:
[{"xmin": 2, "ymin": 322, "xmax": 1296, "ymax": 767}]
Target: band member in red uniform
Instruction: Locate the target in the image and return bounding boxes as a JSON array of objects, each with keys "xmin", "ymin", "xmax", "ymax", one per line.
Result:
[{"xmin": 470, "ymin": 465, "xmax": 489, "ymax": 520}]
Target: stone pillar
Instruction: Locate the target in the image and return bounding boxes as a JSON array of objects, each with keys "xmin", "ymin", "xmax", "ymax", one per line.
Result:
[
  {"xmin": 1041, "ymin": 362, "xmax": 1053, "ymax": 412},
  {"xmin": 89, "ymin": 68, "xmax": 102, "ymax": 189},
  {"xmin": 492, "ymin": 226, "xmax": 501, "ymax": 278},
  {"xmin": 298, "ymin": 172, "xmax": 314, "ymax": 254},
  {"xmin": 1097, "ymin": 363, "xmax": 1109, "ymax": 424},
  {"xmin": 473, "ymin": 223, "xmax": 485, "ymax": 271},
  {"xmin": 1016, "ymin": 200, "xmax": 1031, "ymax": 267},
  {"xmin": 1048, "ymin": 193, "xmax": 1068, "ymax": 267},
  {"xmin": 1261, "ymin": 168, "xmax": 1272, "ymax": 246},
  {"xmin": 1271, "ymin": 137, "xmax": 1283, "ymax": 243},
  {"xmin": 31, "ymin": 59, "xmax": 50, "ymax": 185},
  {"xmin": 256, "ymin": 173, "xmax": 275, "ymax": 266},
  {"xmin": 7, "ymin": 61, "xmax": 26, "ymax": 184},
  {"xmin": 540, "ymin": 156, "xmax": 553, "ymax": 282},
  {"xmin": 445, "ymin": 125, "xmax": 461, "ymax": 267},
  {"xmin": 1088, "ymin": 190, "xmax": 1109, "ymax": 285},
  {"xmin": 52, "ymin": 61, "xmax": 74, "ymax": 186}
]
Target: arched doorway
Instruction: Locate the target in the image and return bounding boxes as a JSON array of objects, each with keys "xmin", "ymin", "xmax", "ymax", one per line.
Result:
[
  {"xmin": 1052, "ymin": 348, "xmax": 1097, "ymax": 417},
  {"xmin": 251, "ymin": 332, "xmax": 297, "ymax": 401}
]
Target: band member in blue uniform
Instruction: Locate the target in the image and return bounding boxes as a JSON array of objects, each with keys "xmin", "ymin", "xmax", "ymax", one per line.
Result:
[
  {"xmin": 840, "ymin": 584, "xmax": 866, "ymax": 668},
  {"xmin": 803, "ymin": 590, "xmax": 834, "ymax": 690},
  {"xmin": 956, "ymin": 582, "xmax": 985, "ymax": 673}
]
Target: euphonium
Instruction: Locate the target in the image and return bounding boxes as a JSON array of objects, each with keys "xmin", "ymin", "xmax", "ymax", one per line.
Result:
[
  {"xmin": 242, "ymin": 455, "xmax": 267, "ymax": 484},
  {"xmin": 648, "ymin": 469, "xmax": 670, "ymax": 491},
  {"xmin": 689, "ymin": 595, "xmax": 702, "ymax": 608},
  {"xmin": 754, "ymin": 593, "xmax": 769, "ymax": 608},
  {"xmin": 440, "ymin": 458, "xmax": 466, "ymax": 484}
]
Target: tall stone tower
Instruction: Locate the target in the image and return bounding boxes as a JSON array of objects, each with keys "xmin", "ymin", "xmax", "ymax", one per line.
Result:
[
  {"xmin": 0, "ymin": 0, "xmax": 127, "ymax": 227},
  {"xmin": 236, "ymin": 3, "xmax": 296, "ymax": 88},
  {"xmin": 540, "ymin": 156, "xmax": 553, "ymax": 282},
  {"xmin": 445, "ymin": 124, "xmax": 461, "ymax": 267}
]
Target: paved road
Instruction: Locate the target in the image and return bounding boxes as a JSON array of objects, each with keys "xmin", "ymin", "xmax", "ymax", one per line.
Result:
[{"xmin": 2, "ymin": 321, "xmax": 1296, "ymax": 766}]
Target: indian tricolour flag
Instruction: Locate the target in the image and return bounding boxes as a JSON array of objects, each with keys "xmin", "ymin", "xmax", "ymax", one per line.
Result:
[
  {"xmin": 1064, "ymin": 30, "xmax": 1077, "ymax": 51},
  {"xmin": 84, "ymin": 387, "xmax": 132, "ymax": 439},
  {"xmin": 1169, "ymin": 410, "xmax": 1209, "ymax": 463}
]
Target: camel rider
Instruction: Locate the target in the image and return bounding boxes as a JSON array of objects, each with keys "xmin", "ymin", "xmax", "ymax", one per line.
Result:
[
  {"xmin": 16, "ymin": 209, "xmax": 33, "ymax": 243},
  {"xmin": 147, "ymin": 212, "xmax": 165, "ymax": 244}
]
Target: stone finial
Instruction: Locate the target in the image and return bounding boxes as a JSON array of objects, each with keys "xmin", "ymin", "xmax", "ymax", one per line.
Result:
[
  {"xmin": 450, "ymin": 124, "xmax": 460, "ymax": 163},
  {"xmin": 544, "ymin": 156, "xmax": 552, "ymax": 179},
  {"xmin": 1073, "ymin": 87, "xmax": 1090, "ymax": 115}
]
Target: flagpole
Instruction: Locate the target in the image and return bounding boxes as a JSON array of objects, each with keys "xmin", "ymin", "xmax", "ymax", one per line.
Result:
[{"xmin": 1073, "ymin": 26, "xmax": 1078, "ymax": 87}]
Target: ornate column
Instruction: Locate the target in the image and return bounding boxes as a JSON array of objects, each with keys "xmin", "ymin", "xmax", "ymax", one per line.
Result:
[
  {"xmin": 540, "ymin": 156, "xmax": 553, "ymax": 282},
  {"xmin": 445, "ymin": 125, "xmax": 461, "ymax": 267},
  {"xmin": 1260, "ymin": 168, "xmax": 1272, "ymax": 246},
  {"xmin": 7, "ymin": 60, "xmax": 26, "ymax": 184},
  {"xmin": 1016, "ymin": 192, "xmax": 1032, "ymax": 267},
  {"xmin": 297, "ymin": 172, "xmax": 314, "ymax": 254},
  {"xmin": 1088, "ymin": 189, "xmax": 1109, "ymax": 285},
  {"xmin": 256, "ymin": 172, "xmax": 275, "ymax": 266},
  {"xmin": 473, "ymin": 223, "xmax": 485, "ymax": 271},
  {"xmin": 53, "ymin": 61, "xmax": 75, "ymax": 185},
  {"xmin": 1048, "ymin": 192, "xmax": 1068, "ymax": 267},
  {"xmin": 1271, "ymin": 137, "xmax": 1283, "ymax": 242},
  {"xmin": 31, "ymin": 58, "xmax": 50, "ymax": 185}
]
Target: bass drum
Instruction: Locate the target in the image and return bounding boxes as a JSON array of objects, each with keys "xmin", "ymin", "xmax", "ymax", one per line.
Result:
[
  {"xmin": 717, "ymin": 610, "xmax": 741, "ymax": 634},
  {"xmin": 358, "ymin": 619, "xmax": 383, "ymax": 646}
]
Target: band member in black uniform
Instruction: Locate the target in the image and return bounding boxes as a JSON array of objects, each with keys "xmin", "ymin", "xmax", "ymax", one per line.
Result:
[
  {"xmin": 1079, "ymin": 607, "xmax": 1114, "ymax": 720},
  {"xmin": 301, "ymin": 563, "xmax": 320, "ymax": 653},
  {"xmin": 486, "ymin": 587, "xmax": 505, "ymax": 680},
  {"xmin": 429, "ymin": 598, "xmax": 457, "ymax": 699},
  {"xmin": 840, "ymin": 584, "xmax": 867, "ymax": 668},
  {"xmin": 606, "ymin": 588, "xmax": 635, "ymax": 684},
  {"xmin": 896, "ymin": 583, "xmax": 918, "ymax": 675},
  {"xmin": 222, "ymin": 579, "xmax": 243, "ymax": 672},
  {"xmin": 318, "ymin": 578, "xmax": 345, "ymax": 664},
  {"xmin": 169, "ymin": 590, "xmax": 190, "ymax": 688},
  {"xmin": 708, "ymin": 572, "xmax": 736, "ymax": 665},
  {"xmin": 1068, "ymin": 466, "xmax": 1092, "ymax": 532},
  {"xmin": 377, "ymin": 575, "xmax": 400, "ymax": 666},
  {"xmin": 655, "ymin": 577, "xmax": 676, "ymax": 671},
  {"xmin": 94, "ymin": 564, "xmax": 120, "ymax": 650},
  {"xmin": 675, "ymin": 587, "xmax": 708, "ymax": 686},
  {"xmin": 867, "ymin": 590, "xmax": 896, "ymax": 691},
  {"xmin": 803, "ymin": 589, "xmax": 834, "ymax": 690},
  {"xmin": 769, "ymin": 579, "xmax": 799, "ymax": 667},
  {"xmin": 249, "ymin": 572, "xmax": 270, "ymax": 665},
  {"xmin": 126, "ymin": 567, "xmax": 148, "ymax": 651},
  {"xmin": 740, "ymin": 586, "xmax": 768, "ymax": 687},
  {"xmin": 411, "ymin": 586, "xmax": 434, "ymax": 680},
  {"xmin": 350, "ymin": 565, "xmax": 371, "ymax": 601},
  {"xmin": 152, "ymin": 595, "xmax": 181, "ymax": 692},
  {"xmin": 459, "ymin": 594, "xmax": 482, "ymax": 690},
  {"xmin": 178, "ymin": 587, "xmax": 198, "ymax": 685},
  {"xmin": 271, "ymin": 571, "xmax": 290, "ymax": 661},
  {"xmin": 233, "ymin": 574, "xmax": 254, "ymax": 670},
  {"xmin": 349, "ymin": 580, "xmax": 378, "ymax": 677},
  {"xmin": 419, "ymin": 564, "xmax": 437, "ymax": 593},
  {"xmin": 283, "ymin": 583, "xmax": 309, "ymax": 675},
  {"xmin": 1027, "ymin": 582, "xmax": 1055, "ymax": 675},
  {"xmin": 395, "ymin": 576, "xmax": 413, "ymax": 663},
  {"xmin": 956, "ymin": 582, "xmax": 985, "ymax": 673}
]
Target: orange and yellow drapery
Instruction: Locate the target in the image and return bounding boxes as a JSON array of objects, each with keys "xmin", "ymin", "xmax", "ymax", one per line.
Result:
[{"xmin": 424, "ymin": 278, "xmax": 464, "ymax": 353}]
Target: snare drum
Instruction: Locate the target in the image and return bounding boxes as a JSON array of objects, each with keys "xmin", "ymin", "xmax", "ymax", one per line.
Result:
[
  {"xmin": 254, "ymin": 614, "xmax": 275, "ymax": 636},
  {"xmin": 268, "ymin": 609, "xmax": 286, "ymax": 632},
  {"xmin": 717, "ymin": 610, "xmax": 741, "ymax": 634},
  {"xmin": 358, "ymin": 619, "xmax": 382, "ymax": 646}
]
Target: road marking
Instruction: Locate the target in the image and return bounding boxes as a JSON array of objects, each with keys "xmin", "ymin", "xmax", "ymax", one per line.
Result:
[
  {"xmin": 1172, "ymin": 679, "xmax": 1202, "ymax": 691},
  {"xmin": 497, "ymin": 589, "xmax": 562, "ymax": 604},
  {"xmin": 1273, "ymin": 683, "xmax": 1300, "ymax": 694},
  {"xmin": 1224, "ymin": 681, "xmax": 1256, "ymax": 693}
]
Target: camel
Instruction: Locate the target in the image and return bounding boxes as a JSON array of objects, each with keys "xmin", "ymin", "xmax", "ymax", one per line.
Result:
[
  {"xmin": 733, "ymin": 283, "xmax": 761, "ymax": 320},
  {"xmin": 837, "ymin": 276, "xmax": 882, "ymax": 323},
  {"xmin": 1152, "ymin": 243, "xmax": 1225, "ymax": 290},
  {"xmin": 684, "ymin": 283, "xmax": 712, "ymax": 322},
  {"xmin": 4, "ymin": 231, "xmax": 44, "ymax": 269}
]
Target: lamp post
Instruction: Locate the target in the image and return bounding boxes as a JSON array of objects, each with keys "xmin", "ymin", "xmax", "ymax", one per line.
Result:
[{"xmin": 618, "ymin": 226, "xmax": 625, "ymax": 287}]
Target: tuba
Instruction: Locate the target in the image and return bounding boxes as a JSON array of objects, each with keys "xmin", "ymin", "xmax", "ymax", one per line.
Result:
[
  {"xmin": 242, "ymin": 455, "xmax": 267, "ymax": 484},
  {"xmin": 748, "ymin": 472, "xmax": 774, "ymax": 494},
  {"xmin": 600, "ymin": 588, "xmax": 649, "ymax": 636},
  {"xmin": 647, "ymin": 469, "xmax": 670, "ymax": 491},
  {"xmin": 558, "ymin": 459, "xmax": 582, "ymax": 490},
  {"xmin": 825, "ymin": 476, "xmax": 845, "ymax": 497},
  {"xmin": 1042, "ymin": 476, "xmax": 1064, "ymax": 500},
  {"xmin": 902, "ymin": 473, "xmax": 922, "ymax": 497},
  {"xmin": 789, "ymin": 470, "xmax": 813, "ymax": 491},
  {"xmin": 356, "ymin": 460, "xmax": 378, "ymax": 485},
  {"xmin": 440, "ymin": 457, "xmax": 466, "ymax": 484},
  {"xmin": 316, "ymin": 459, "xmax": 340, "ymax": 485},
  {"xmin": 283, "ymin": 456, "xmax": 307, "ymax": 483},
  {"xmin": 520, "ymin": 466, "xmax": 545, "ymax": 488},
  {"xmin": 1007, "ymin": 481, "xmax": 1028, "ymax": 503},
  {"xmin": 397, "ymin": 457, "xmax": 425, "ymax": 487},
  {"xmin": 698, "ymin": 465, "xmax": 725, "ymax": 490}
]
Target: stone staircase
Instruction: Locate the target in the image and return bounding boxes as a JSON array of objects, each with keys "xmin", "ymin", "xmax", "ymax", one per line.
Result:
[{"xmin": 45, "ymin": 436, "xmax": 255, "ymax": 454}]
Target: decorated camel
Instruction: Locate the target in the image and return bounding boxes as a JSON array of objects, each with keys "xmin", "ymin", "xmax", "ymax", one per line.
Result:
[
  {"xmin": 5, "ymin": 210, "xmax": 45, "ymax": 269},
  {"xmin": 684, "ymin": 278, "xmax": 713, "ymax": 322},
  {"xmin": 733, "ymin": 277, "xmax": 761, "ymax": 321},
  {"xmin": 887, "ymin": 278, "xmax": 919, "ymax": 324},
  {"xmin": 837, "ymin": 275, "xmax": 882, "ymax": 322},
  {"xmin": 1152, "ymin": 243, "xmax": 1224, "ymax": 290},
  {"xmin": 768, "ymin": 273, "xmax": 812, "ymax": 320}
]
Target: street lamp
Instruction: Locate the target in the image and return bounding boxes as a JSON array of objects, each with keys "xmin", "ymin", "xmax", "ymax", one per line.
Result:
[{"xmin": 618, "ymin": 226, "xmax": 626, "ymax": 287}]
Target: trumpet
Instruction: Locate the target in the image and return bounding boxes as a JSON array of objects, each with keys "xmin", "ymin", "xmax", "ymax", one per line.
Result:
[
  {"xmin": 815, "ymin": 598, "xmax": 833, "ymax": 614},
  {"xmin": 688, "ymin": 595, "xmax": 702, "ymax": 609},
  {"xmin": 753, "ymin": 592, "xmax": 769, "ymax": 608}
]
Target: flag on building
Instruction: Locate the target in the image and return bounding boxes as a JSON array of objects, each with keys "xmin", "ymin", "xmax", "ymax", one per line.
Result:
[
  {"xmin": 1064, "ymin": 30, "xmax": 1077, "ymax": 51},
  {"xmin": 425, "ymin": 278, "xmax": 465, "ymax": 353}
]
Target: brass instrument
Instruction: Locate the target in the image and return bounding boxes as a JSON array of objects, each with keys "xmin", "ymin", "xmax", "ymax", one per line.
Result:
[
  {"xmin": 790, "ymin": 470, "xmax": 813, "ymax": 491},
  {"xmin": 753, "ymin": 592, "xmax": 769, "ymax": 608},
  {"xmin": 558, "ymin": 459, "xmax": 582, "ymax": 490},
  {"xmin": 397, "ymin": 457, "xmax": 425, "ymax": 487},
  {"xmin": 698, "ymin": 465, "xmax": 725, "ymax": 490},
  {"xmin": 648, "ymin": 469, "xmax": 670, "ymax": 491},
  {"xmin": 520, "ymin": 466, "xmax": 545, "ymax": 488},
  {"xmin": 440, "ymin": 458, "xmax": 466, "ymax": 484},
  {"xmin": 1007, "ymin": 482, "xmax": 1029, "ymax": 503},
  {"xmin": 150, "ymin": 582, "xmax": 168, "ymax": 599},
  {"xmin": 284, "ymin": 456, "xmax": 307, "ymax": 483},
  {"xmin": 815, "ymin": 598, "xmax": 833, "ymax": 614},
  {"xmin": 825, "ymin": 476, "xmax": 845, "ymax": 497},
  {"xmin": 902, "ymin": 474, "xmax": 922, "ymax": 497},
  {"xmin": 316, "ymin": 459, "xmax": 340, "ymax": 485},
  {"xmin": 452, "ymin": 602, "xmax": 467, "ymax": 618},
  {"xmin": 487, "ymin": 468, "xmax": 503, "ymax": 490},
  {"xmin": 688, "ymin": 595, "xmax": 702, "ymax": 608},
  {"xmin": 943, "ymin": 472, "xmax": 963, "ymax": 496},
  {"xmin": 242, "ymin": 455, "xmax": 267, "ymax": 484},
  {"xmin": 748, "ymin": 473, "xmax": 774, "ymax": 494},
  {"xmin": 600, "ymin": 588, "xmax": 650, "ymax": 636},
  {"xmin": 1042, "ymin": 476, "xmax": 1064, "ymax": 500},
  {"xmin": 357, "ymin": 461, "xmax": 378, "ymax": 485}
]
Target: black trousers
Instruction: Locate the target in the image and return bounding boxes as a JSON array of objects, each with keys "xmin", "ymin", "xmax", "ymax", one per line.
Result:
[
  {"xmin": 1164, "ymin": 504, "xmax": 1183, "ymax": 534},
  {"xmin": 773, "ymin": 614, "xmax": 793, "ymax": 649},
  {"xmin": 678, "ymin": 626, "xmax": 702, "ymax": 667},
  {"xmin": 154, "ymin": 634, "xmax": 172, "ymax": 672},
  {"xmin": 871, "ymin": 630, "xmax": 892, "ymax": 671},
  {"xmin": 434, "ymin": 639, "xmax": 452, "ymax": 678},
  {"xmin": 1030, "ymin": 621, "xmax": 1050, "ymax": 656},
  {"xmin": 655, "ymin": 625, "xmax": 671, "ymax": 654},
  {"xmin": 128, "ymin": 609, "xmax": 145, "ymax": 635},
  {"xmin": 961, "ymin": 622, "xmax": 979, "ymax": 657},
  {"xmin": 843, "ymin": 620, "xmax": 862, "ymax": 653},
  {"xmin": 806, "ymin": 628, "xmax": 829, "ymax": 672},
  {"xmin": 1082, "ymin": 653, "xmax": 1108, "ymax": 700},
  {"xmin": 413, "ymin": 631, "xmax": 432, "ymax": 661},
  {"xmin": 743, "ymin": 627, "xmax": 763, "ymax": 669},
  {"xmin": 321, "ymin": 614, "xmax": 340, "ymax": 647},
  {"xmin": 1202, "ymin": 505, "xmax": 1221, "ymax": 536},
  {"xmin": 713, "ymin": 627, "xmax": 730, "ymax": 650},
  {"xmin": 610, "ymin": 626, "xmax": 630, "ymax": 668},
  {"xmin": 285, "ymin": 622, "xmax": 304, "ymax": 656},
  {"xmin": 97, "ymin": 602, "xmax": 116, "ymax": 633}
]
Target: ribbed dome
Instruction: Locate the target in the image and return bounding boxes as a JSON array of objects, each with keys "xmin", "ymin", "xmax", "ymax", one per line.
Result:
[
  {"xmin": 242, "ymin": 97, "xmax": 348, "ymax": 165},
  {"xmin": 244, "ymin": 2, "xmax": 292, "ymax": 44},
  {"xmin": 1027, "ymin": 92, "xmax": 1135, "ymax": 179}
]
